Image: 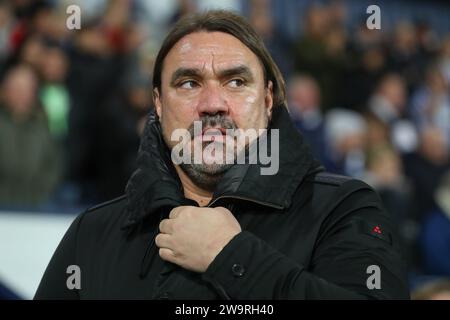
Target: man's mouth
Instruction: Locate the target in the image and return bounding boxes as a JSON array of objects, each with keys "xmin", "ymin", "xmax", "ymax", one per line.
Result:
[{"xmin": 201, "ymin": 127, "xmax": 227, "ymax": 142}]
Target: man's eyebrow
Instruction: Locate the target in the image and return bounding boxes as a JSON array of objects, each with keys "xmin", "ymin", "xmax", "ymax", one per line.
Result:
[
  {"xmin": 170, "ymin": 68, "xmax": 202, "ymax": 86},
  {"xmin": 170, "ymin": 65, "xmax": 255, "ymax": 86},
  {"xmin": 217, "ymin": 65, "xmax": 254, "ymax": 82}
]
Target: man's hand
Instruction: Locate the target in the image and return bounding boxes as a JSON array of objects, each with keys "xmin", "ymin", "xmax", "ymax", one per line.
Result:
[{"xmin": 155, "ymin": 206, "xmax": 241, "ymax": 273}]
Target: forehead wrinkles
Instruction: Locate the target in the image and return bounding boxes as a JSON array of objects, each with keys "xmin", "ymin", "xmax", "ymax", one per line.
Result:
[
  {"xmin": 175, "ymin": 33, "xmax": 249, "ymax": 57},
  {"xmin": 175, "ymin": 48, "xmax": 249, "ymax": 76},
  {"xmin": 165, "ymin": 33, "xmax": 258, "ymax": 76}
]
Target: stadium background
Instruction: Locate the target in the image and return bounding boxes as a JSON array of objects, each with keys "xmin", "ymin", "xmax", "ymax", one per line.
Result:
[{"xmin": 0, "ymin": 0, "xmax": 449, "ymax": 299}]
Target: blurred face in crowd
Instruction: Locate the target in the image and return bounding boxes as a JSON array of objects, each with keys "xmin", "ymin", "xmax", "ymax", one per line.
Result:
[
  {"xmin": 41, "ymin": 47, "xmax": 68, "ymax": 83},
  {"xmin": 128, "ymin": 86, "xmax": 151, "ymax": 112},
  {"xmin": 426, "ymin": 68, "xmax": 448, "ymax": 93},
  {"xmin": 394, "ymin": 22, "xmax": 417, "ymax": 53},
  {"xmin": 1, "ymin": 65, "xmax": 38, "ymax": 119},
  {"xmin": 305, "ymin": 6, "xmax": 329, "ymax": 38},
  {"xmin": 154, "ymin": 31, "xmax": 273, "ymax": 189},
  {"xmin": 379, "ymin": 75, "xmax": 407, "ymax": 112},
  {"xmin": 367, "ymin": 147, "xmax": 403, "ymax": 185},
  {"xmin": 288, "ymin": 76, "xmax": 320, "ymax": 113},
  {"xmin": 249, "ymin": 0, "xmax": 273, "ymax": 38},
  {"xmin": 76, "ymin": 27, "xmax": 111, "ymax": 56},
  {"xmin": 420, "ymin": 127, "xmax": 448, "ymax": 165},
  {"xmin": 20, "ymin": 36, "xmax": 45, "ymax": 68},
  {"xmin": 362, "ymin": 47, "xmax": 385, "ymax": 72}
]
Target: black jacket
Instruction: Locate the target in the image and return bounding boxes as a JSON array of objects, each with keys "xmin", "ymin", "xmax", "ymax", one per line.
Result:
[{"xmin": 35, "ymin": 106, "xmax": 410, "ymax": 299}]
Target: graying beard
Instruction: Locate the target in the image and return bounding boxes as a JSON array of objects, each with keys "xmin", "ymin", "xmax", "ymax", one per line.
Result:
[{"xmin": 179, "ymin": 162, "xmax": 233, "ymax": 192}]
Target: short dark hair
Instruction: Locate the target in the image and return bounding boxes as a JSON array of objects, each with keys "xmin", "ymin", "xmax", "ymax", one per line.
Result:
[{"xmin": 152, "ymin": 10, "xmax": 286, "ymax": 108}]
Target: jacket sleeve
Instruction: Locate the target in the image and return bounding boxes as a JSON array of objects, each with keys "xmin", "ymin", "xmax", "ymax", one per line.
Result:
[
  {"xmin": 34, "ymin": 212, "xmax": 85, "ymax": 300},
  {"xmin": 202, "ymin": 180, "xmax": 410, "ymax": 300}
]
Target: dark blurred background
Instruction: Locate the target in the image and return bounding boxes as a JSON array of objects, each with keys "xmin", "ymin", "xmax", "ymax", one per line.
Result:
[{"xmin": 0, "ymin": 0, "xmax": 450, "ymax": 299}]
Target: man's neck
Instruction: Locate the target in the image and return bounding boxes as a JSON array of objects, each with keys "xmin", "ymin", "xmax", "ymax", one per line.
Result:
[{"xmin": 175, "ymin": 166, "xmax": 213, "ymax": 207}]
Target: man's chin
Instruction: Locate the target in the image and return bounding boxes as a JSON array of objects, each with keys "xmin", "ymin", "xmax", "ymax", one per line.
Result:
[
  {"xmin": 179, "ymin": 163, "xmax": 233, "ymax": 192},
  {"xmin": 183, "ymin": 163, "xmax": 233, "ymax": 176}
]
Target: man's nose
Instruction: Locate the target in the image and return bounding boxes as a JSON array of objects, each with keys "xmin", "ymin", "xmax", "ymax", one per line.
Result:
[{"xmin": 197, "ymin": 84, "xmax": 229, "ymax": 117}]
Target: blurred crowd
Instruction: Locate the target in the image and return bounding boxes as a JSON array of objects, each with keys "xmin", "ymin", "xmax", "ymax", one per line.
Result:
[{"xmin": 0, "ymin": 0, "xmax": 449, "ymax": 296}]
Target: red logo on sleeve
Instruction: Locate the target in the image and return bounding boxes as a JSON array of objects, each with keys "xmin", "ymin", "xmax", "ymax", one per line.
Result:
[{"xmin": 373, "ymin": 226, "xmax": 382, "ymax": 234}]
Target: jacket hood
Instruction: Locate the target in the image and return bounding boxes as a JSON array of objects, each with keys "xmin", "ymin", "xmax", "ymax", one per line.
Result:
[{"xmin": 122, "ymin": 105, "xmax": 323, "ymax": 229}]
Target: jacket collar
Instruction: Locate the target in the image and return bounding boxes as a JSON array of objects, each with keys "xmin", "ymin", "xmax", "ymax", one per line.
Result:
[{"xmin": 122, "ymin": 105, "xmax": 322, "ymax": 229}]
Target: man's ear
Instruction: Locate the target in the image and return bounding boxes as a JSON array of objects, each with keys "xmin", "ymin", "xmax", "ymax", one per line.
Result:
[
  {"xmin": 153, "ymin": 88, "xmax": 162, "ymax": 119},
  {"xmin": 265, "ymin": 81, "xmax": 274, "ymax": 119}
]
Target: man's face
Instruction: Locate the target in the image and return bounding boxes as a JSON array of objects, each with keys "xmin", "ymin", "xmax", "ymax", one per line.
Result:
[
  {"xmin": 154, "ymin": 31, "xmax": 273, "ymax": 190},
  {"xmin": 3, "ymin": 67, "xmax": 37, "ymax": 117}
]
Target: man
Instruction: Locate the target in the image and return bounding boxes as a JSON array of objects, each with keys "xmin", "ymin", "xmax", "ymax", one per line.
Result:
[
  {"xmin": 35, "ymin": 10, "xmax": 409, "ymax": 299},
  {"xmin": 0, "ymin": 64, "xmax": 62, "ymax": 207}
]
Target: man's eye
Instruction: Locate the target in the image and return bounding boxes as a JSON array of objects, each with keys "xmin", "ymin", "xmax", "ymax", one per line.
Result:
[
  {"xmin": 179, "ymin": 80, "xmax": 198, "ymax": 89},
  {"xmin": 227, "ymin": 79, "xmax": 245, "ymax": 88}
]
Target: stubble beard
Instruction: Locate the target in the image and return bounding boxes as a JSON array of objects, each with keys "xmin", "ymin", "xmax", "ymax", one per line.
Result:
[
  {"xmin": 165, "ymin": 113, "xmax": 269, "ymax": 192},
  {"xmin": 171, "ymin": 114, "xmax": 238, "ymax": 192}
]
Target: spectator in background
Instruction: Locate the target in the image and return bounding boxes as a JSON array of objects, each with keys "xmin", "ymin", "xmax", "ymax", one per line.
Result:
[
  {"xmin": 65, "ymin": 19, "xmax": 128, "ymax": 205},
  {"xmin": 34, "ymin": 42, "xmax": 75, "ymax": 208},
  {"xmin": 6, "ymin": 0, "xmax": 67, "ymax": 56},
  {"xmin": 365, "ymin": 145, "xmax": 409, "ymax": 206},
  {"xmin": 0, "ymin": 0, "xmax": 68, "ymax": 78},
  {"xmin": 62, "ymin": 0, "xmax": 149, "ymax": 205},
  {"xmin": 404, "ymin": 127, "xmax": 450, "ymax": 225},
  {"xmin": 95, "ymin": 73, "xmax": 150, "ymax": 201},
  {"xmin": 415, "ymin": 20, "xmax": 440, "ymax": 59},
  {"xmin": 17, "ymin": 35, "xmax": 46, "ymax": 69},
  {"xmin": 101, "ymin": 0, "xmax": 137, "ymax": 54},
  {"xmin": 387, "ymin": 21, "xmax": 424, "ymax": 93},
  {"xmin": 366, "ymin": 73, "xmax": 418, "ymax": 154},
  {"xmin": 343, "ymin": 16, "xmax": 386, "ymax": 112},
  {"xmin": 343, "ymin": 44, "xmax": 386, "ymax": 112},
  {"xmin": 248, "ymin": 0, "xmax": 293, "ymax": 79},
  {"xmin": 0, "ymin": 64, "xmax": 61, "ymax": 207},
  {"xmin": 367, "ymin": 73, "xmax": 407, "ymax": 134},
  {"xmin": 287, "ymin": 74, "xmax": 327, "ymax": 165},
  {"xmin": 410, "ymin": 65, "xmax": 450, "ymax": 147},
  {"xmin": 324, "ymin": 108, "xmax": 367, "ymax": 178},
  {"xmin": 28, "ymin": 0, "xmax": 67, "ymax": 42},
  {"xmin": 293, "ymin": 4, "xmax": 349, "ymax": 110},
  {"xmin": 439, "ymin": 36, "xmax": 450, "ymax": 83},
  {"xmin": 420, "ymin": 172, "xmax": 450, "ymax": 277},
  {"xmin": 39, "ymin": 44, "xmax": 70, "ymax": 142},
  {"xmin": 352, "ymin": 17, "xmax": 383, "ymax": 51}
]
